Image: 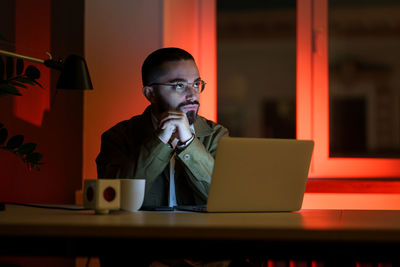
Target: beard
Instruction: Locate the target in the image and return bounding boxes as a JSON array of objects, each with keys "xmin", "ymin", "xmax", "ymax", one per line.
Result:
[
  {"xmin": 155, "ymin": 100, "xmax": 200, "ymax": 125},
  {"xmin": 185, "ymin": 110, "xmax": 197, "ymax": 125},
  {"xmin": 176, "ymin": 100, "xmax": 199, "ymax": 125}
]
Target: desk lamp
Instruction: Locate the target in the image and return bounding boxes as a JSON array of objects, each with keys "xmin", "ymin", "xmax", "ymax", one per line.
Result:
[
  {"xmin": 0, "ymin": 49, "xmax": 93, "ymax": 90},
  {"xmin": 0, "ymin": 48, "xmax": 93, "ymax": 193}
]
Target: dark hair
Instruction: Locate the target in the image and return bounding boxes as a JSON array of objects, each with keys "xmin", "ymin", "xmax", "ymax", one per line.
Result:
[{"xmin": 141, "ymin": 47, "xmax": 195, "ymax": 86}]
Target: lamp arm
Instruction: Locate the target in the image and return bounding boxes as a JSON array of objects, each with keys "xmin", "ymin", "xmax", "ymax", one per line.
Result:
[
  {"xmin": 1, "ymin": 48, "xmax": 93, "ymax": 89},
  {"xmin": 0, "ymin": 48, "xmax": 45, "ymax": 64},
  {"xmin": 0, "ymin": 48, "xmax": 63, "ymax": 70}
]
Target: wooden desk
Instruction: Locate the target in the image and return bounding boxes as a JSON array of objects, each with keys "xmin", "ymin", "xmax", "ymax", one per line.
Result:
[{"xmin": 1, "ymin": 205, "xmax": 400, "ymax": 262}]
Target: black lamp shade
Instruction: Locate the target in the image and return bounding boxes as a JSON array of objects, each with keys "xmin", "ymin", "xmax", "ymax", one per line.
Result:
[{"xmin": 56, "ymin": 55, "xmax": 93, "ymax": 90}]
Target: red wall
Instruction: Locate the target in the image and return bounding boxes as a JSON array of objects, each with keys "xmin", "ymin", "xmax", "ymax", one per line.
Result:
[{"xmin": 0, "ymin": 0, "xmax": 84, "ymax": 204}]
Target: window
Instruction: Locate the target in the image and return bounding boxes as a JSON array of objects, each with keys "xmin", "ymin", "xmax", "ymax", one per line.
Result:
[
  {"xmin": 297, "ymin": 0, "xmax": 400, "ymax": 177},
  {"xmin": 217, "ymin": 0, "xmax": 297, "ymax": 138}
]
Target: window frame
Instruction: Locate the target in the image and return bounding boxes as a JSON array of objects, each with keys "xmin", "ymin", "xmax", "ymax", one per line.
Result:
[{"xmin": 297, "ymin": 0, "xmax": 400, "ymax": 178}]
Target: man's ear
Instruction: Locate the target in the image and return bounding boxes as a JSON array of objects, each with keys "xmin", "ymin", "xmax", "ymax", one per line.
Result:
[{"xmin": 143, "ymin": 86, "xmax": 156, "ymax": 103}]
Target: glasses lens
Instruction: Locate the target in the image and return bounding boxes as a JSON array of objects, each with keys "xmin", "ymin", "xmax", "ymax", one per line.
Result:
[
  {"xmin": 193, "ymin": 81, "xmax": 200, "ymax": 88},
  {"xmin": 174, "ymin": 82, "xmax": 187, "ymax": 93},
  {"xmin": 192, "ymin": 81, "xmax": 204, "ymax": 93},
  {"xmin": 170, "ymin": 81, "xmax": 206, "ymax": 93}
]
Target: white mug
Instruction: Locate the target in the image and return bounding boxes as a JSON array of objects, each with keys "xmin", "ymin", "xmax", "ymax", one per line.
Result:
[{"xmin": 120, "ymin": 179, "xmax": 145, "ymax": 212}]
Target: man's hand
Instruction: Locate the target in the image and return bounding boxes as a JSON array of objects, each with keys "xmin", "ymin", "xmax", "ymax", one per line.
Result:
[{"xmin": 157, "ymin": 111, "xmax": 193, "ymax": 144}]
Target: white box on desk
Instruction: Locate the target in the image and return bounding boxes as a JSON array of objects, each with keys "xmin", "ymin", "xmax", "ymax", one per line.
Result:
[{"xmin": 83, "ymin": 179, "xmax": 120, "ymax": 214}]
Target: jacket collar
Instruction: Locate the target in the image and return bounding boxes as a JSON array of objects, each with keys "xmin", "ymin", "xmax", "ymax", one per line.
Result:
[
  {"xmin": 141, "ymin": 106, "xmax": 156, "ymax": 137},
  {"xmin": 193, "ymin": 115, "xmax": 213, "ymax": 137}
]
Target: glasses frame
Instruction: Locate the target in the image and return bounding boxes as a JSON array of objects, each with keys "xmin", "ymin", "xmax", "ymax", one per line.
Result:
[{"xmin": 149, "ymin": 80, "xmax": 206, "ymax": 94}]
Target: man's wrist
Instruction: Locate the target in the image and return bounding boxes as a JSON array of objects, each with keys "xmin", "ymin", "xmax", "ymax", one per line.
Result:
[
  {"xmin": 156, "ymin": 129, "xmax": 172, "ymax": 144},
  {"xmin": 176, "ymin": 134, "xmax": 195, "ymax": 150}
]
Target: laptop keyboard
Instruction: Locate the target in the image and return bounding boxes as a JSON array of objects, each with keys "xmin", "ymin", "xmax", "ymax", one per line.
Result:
[{"xmin": 176, "ymin": 205, "xmax": 207, "ymax": 212}]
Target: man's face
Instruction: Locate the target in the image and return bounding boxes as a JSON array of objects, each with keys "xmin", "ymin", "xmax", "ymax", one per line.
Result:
[{"xmin": 151, "ymin": 59, "xmax": 201, "ymax": 124}]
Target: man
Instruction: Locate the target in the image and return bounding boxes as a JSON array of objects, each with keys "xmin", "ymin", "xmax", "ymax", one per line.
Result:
[{"xmin": 96, "ymin": 47, "xmax": 229, "ymax": 208}]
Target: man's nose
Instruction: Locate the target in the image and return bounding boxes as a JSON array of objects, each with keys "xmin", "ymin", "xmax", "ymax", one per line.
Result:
[{"xmin": 184, "ymin": 85, "xmax": 198, "ymax": 98}]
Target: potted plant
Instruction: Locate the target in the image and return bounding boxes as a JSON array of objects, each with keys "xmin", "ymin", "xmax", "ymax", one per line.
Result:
[{"xmin": 0, "ymin": 33, "xmax": 44, "ymax": 171}]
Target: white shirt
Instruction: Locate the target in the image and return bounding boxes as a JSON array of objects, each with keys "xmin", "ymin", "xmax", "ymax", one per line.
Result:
[{"xmin": 151, "ymin": 113, "xmax": 195, "ymax": 207}]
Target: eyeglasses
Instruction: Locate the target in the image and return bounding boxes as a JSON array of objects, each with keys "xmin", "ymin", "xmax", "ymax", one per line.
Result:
[{"xmin": 149, "ymin": 80, "xmax": 206, "ymax": 94}]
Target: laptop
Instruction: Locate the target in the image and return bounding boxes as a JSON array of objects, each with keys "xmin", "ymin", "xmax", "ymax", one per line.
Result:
[{"xmin": 177, "ymin": 137, "xmax": 314, "ymax": 212}]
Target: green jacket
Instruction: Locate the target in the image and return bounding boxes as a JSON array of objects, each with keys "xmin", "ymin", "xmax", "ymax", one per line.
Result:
[{"xmin": 96, "ymin": 106, "xmax": 229, "ymax": 206}]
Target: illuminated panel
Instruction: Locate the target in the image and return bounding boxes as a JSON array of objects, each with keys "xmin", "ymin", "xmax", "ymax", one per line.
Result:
[
  {"xmin": 296, "ymin": 0, "xmax": 314, "ymax": 173},
  {"xmin": 163, "ymin": 0, "xmax": 217, "ymax": 122},
  {"xmin": 303, "ymin": 193, "xmax": 400, "ymax": 210},
  {"xmin": 83, "ymin": 1, "xmax": 164, "ymax": 180},
  {"xmin": 14, "ymin": 0, "xmax": 51, "ymax": 127},
  {"xmin": 297, "ymin": 0, "xmax": 400, "ymax": 178}
]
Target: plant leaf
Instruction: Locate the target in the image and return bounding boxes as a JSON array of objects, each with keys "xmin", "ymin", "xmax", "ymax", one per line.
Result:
[
  {"xmin": 17, "ymin": 142, "xmax": 37, "ymax": 155},
  {"xmin": 16, "ymin": 58, "xmax": 24, "ymax": 75},
  {"xmin": 6, "ymin": 134, "xmax": 24, "ymax": 150},
  {"xmin": 14, "ymin": 76, "xmax": 36, "ymax": 86},
  {"xmin": 25, "ymin": 152, "xmax": 43, "ymax": 163},
  {"xmin": 0, "ymin": 127, "xmax": 8, "ymax": 145},
  {"xmin": 25, "ymin": 65, "xmax": 40, "ymax": 80},
  {"xmin": 13, "ymin": 76, "xmax": 42, "ymax": 88},
  {"xmin": 10, "ymin": 81, "xmax": 28, "ymax": 89},
  {"xmin": 6, "ymin": 57, "xmax": 14, "ymax": 79},
  {"xmin": 33, "ymin": 80, "xmax": 44, "ymax": 88},
  {"xmin": 0, "ymin": 83, "xmax": 22, "ymax": 96}
]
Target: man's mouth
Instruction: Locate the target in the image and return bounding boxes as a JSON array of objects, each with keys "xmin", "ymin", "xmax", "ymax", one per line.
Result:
[
  {"xmin": 178, "ymin": 101, "xmax": 200, "ymax": 112},
  {"xmin": 181, "ymin": 104, "xmax": 198, "ymax": 111}
]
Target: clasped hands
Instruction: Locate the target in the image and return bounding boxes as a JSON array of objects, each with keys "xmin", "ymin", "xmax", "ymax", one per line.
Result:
[{"xmin": 157, "ymin": 111, "xmax": 193, "ymax": 146}]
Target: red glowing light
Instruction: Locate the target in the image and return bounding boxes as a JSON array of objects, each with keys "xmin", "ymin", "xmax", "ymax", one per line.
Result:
[
  {"xmin": 297, "ymin": 0, "xmax": 400, "ymax": 178},
  {"xmin": 163, "ymin": 0, "xmax": 217, "ymax": 122},
  {"xmin": 14, "ymin": 0, "xmax": 51, "ymax": 127}
]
